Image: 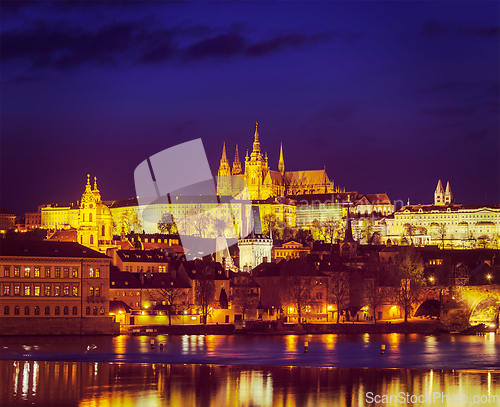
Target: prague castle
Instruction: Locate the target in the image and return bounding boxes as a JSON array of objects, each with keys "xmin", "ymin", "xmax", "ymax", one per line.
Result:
[{"xmin": 217, "ymin": 123, "xmax": 335, "ymax": 200}]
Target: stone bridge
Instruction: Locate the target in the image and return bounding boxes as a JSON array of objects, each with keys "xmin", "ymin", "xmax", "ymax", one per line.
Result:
[{"xmin": 416, "ymin": 285, "xmax": 500, "ymax": 327}]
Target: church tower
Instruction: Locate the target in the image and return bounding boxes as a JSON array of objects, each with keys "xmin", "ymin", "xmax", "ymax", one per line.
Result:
[
  {"xmin": 444, "ymin": 181, "xmax": 453, "ymax": 205},
  {"xmin": 232, "ymin": 144, "xmax": 242, "ymax": 175},
  {"xmin": 278, "ymin": 143, "xmax": 285, "ymax": 176},
  {"xmin": 217, "ymin": 142, "xmax": 232, "ymax": 196},
  {"xmin": 434, "ymin": 180, "xmax": 445, "ymax": 205},
  {"xmin": 245, "ymin": 122, "xmax": 268, "ymax": 200},
  {"xmin": 77, "ymin": 175, "xmax": 113, "ymax": 252}
]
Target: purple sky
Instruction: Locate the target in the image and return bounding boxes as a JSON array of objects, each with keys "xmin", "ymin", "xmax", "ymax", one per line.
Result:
[{"xmin": 1, "ymin": 1, "xmax": 499, "ymax": 216}]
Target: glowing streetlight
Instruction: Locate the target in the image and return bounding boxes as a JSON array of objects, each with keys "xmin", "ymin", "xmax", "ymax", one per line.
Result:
[
  {"xmin": 429, "ymin": 276, "xmax": 435, "ymax": 285},
  {"xmin": 487, "ymin": 274, "xmax": 492, "ymax": 284}
]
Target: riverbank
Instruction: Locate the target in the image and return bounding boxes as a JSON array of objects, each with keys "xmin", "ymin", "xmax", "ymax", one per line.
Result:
[{"xmin": 121, "ymin": 319, "xmax": 452, "ymax": 335}]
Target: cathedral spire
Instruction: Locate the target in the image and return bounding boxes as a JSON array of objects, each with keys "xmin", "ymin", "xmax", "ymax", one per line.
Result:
[
  {"xmin": 445, "ymin": 181, "xmax": 453, "ymax": 205},
  {"xmin": 93, "ymin": 176, "xmax": 98, "ymax": 191},
  {"xmin": 278, "ymin": 143, "xmax": 285, "ymax": 175},
  {"xmin": 232, "ymin": 144, "xmax": 242, "ymax": 175},
  {"xmin": 85, "ymin": 174, "xmax": 91, "ymax": 193},
  {"xmin": 434, "ymin": 179, "xmax": 445, "ymax": 205},
  {"xmin": 218, "ymin": 142, "xmax": 231, "ymax": 177},
  {"xmin": 251, "ymin": 122, "xmax": 262, "ymax": 158}
]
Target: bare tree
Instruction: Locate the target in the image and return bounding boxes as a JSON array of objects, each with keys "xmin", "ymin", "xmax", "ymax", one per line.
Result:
[
  {"xmin": 329, "ymin": 271, "xmax": 350, "ymax": 323},
  {"xmin": 390, "ymin": 247, "xmax": 425, "ymax": 322},
  {"xmin": 194, "ymin": 264, "xmax": 217, "ymax": 324},
  {"xmin": 262, "ymin": 213, "xmax": 284, "ymax": 238},
  {"xmin": 363, "ymin": 265, "xmax": 385, "ymax": 323},
  {"xmin": 231, "ymin": 274, "xmax": 259, "ymax": 320},
  {"xmin": 279, "ymin": 259, "xmax": 317, "ymax": 324},
  {"xmin": 120, "ymin": 208, "xmax": 142, "ymax": 234},
  {"xmin": 401, "ymin": 223, "xmax": 416, "ymax": 246},
  {"xmin": 144, "ymin": 283, "xmax": 188, "ymax": 326},
  {"xmin": 157, "ymin": 212, "xmax": 178, "ymax": 235},
  {"xmin": 436, "ymin": 223, "xmax": 447, "ymax": 249}
]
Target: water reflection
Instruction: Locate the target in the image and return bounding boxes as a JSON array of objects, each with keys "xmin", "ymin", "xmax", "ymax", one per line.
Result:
[{"xmin": 1, "ymin": 360, "xmax": 499, "ymax": 406}]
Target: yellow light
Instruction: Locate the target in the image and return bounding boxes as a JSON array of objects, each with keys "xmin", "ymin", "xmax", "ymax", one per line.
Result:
[
  {"xmin": 487, "ymin": 274, "xmax": 492, "ymax": 280},
  {"xmin": 328, "ymin": 305, "xmax": 333, "ymax": 310},
  {"xmin": 288, "ymin": 307, "xmax": 294, "ymax": 313},
  {"xmin": 429, "ymin": 276, "xmax": 434, "ymax": 282}
]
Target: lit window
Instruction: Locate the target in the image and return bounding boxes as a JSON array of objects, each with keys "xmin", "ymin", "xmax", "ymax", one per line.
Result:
[
  {"xmin": 24, "ymin": 267, "xmax": 31, "ymax": 277},
  {"xmin": 55, "ymin": 268, "xmax": 61, "ymax": 278},
  {"xmin": 34, "ymin": 267, "xmax": 40, "ymax": 278},
  {"xmin": 45, "ymin": 267, "xmax": 51, "ymax": 278},
  {"xmin": 55, "ymin": 286, "xmax": 60, "ymax": 296},
  {"xmin": 89, "ymin": 268, "xmax": 94, "ymax": 278},
  {"xmin": 95, "ymin": 269, "xmax": 100, "ymax": 278},
  {"xmin": 72, "ymin": 268, "xmax": 78, "ymax": 278},
  {"xmin": 3, "ymin": 285, "xmax": 10, "ymax": 296},
  {"xmin": 14, "ymin": 285, "xmax": 20, "ymax": 296},
  {"xmin": 34, "ymin": 286, "xmax": 41, "ymax": 296},
  {"xmin": 64, "ymin": 268, "xmax": 69, "ymax": 278},
  {"xmin": 24, "ymin": 285, "xmax": 31, "ymax": 296},
  {"xmin": 45, "ymin": 286, "xmax": 51, "ymax": 296},
  {"xmin": 95, "ymin": 287, "xmax": 100, "ymax": 297},
  {"xmin": 72, "ymin": 286, "xmax": 78, "ymax": 296},
  {"xmin": 100, "ymin": 307, "xmax": 105, "ymax": 315},
  {"xmin": 3, "ymin": 266, "xmax": 10, "ymax": 277},
  {"xmin": 90, "ymin": 287, "xmax": 94, "ymax": 296}
]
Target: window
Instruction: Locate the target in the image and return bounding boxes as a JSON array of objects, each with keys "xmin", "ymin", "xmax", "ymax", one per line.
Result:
[
  {"xmin": 45, "ymin": 306, "xmax": 50, "ymax": 315},
  {"xmin": 4, "ymin": 266, "xmax": 10, "ymax": 277},
  {"xmin": 4, "ymin": 306, "xmax": 9, "ymax": 315},
  {"xmin": 316, "ymin": 292, "xmax": 322, "ymax": 299},
  {"xmin": 14, "ymin": 284, "xmax": 20, "ymax": 296},
  {"xmin": 89, "ymin": 213, "xmax": 93, "ymax": 222},
  {"xmin": 93, "ymin": 306, "xmax": 97, "ymax": 315},
  {"xmin": 63, "ymin": 286, "xmax": 70, "ymax": 296},
  {"xmin": 64, "ymin": 268, "xmax": 69, "ymax": 278},
  {"xmin": 102, "ymin": 225, "xmax": 105, "ymax": 236},
  {"xmin": 55, "ymin": 268, "xmax": 61, "ymax": 278},
  {"xmin": 14, "ymin": 306, "xmax": 20, "ymax": 315},
  {"xmin": 86, "ymin": 306, "xmax": 91, "ymax": 315},
  {"xmin": 95, "ymin": 269, "xmax": 100, "ymax": 278},
  {"xmin": 14, "ymin": 267, "xmax": 20, "ymax": 277},
  {"xmin": 45, "ymin": 267, "xmax": 51, "ymax": 278},
  {"xmin": 24, "ymin": 285, "xmax": 31, "ymax": 296},
  {"xmin": 55, "ymin": 306, "xmax": 60, "ymax": 315},
  {"xmin": 90, "ymin": 287, "xmax": 94, "ymax": 296},
  {"xmin": 45, "ymin": 286, "xmax": 51, "ymax": 296},
  {"xmin": 63, "ymin": 306, "xmax": 69, "ymax": 315},
  {"xmin": 34, "ymin": 286, "xmax": 41, "ymax": 296},
  {"xmin": 72, "ymin": 306, "xmax": 78, "ymax": 315},
  {"xmin": 72, "ymin": 268, "xmax": 78, "ymax": 278},
  {"xmin": 95, "ymin": 287, "xmax": 100, "ymax": 297},
  {"xmin": 100, "ymin": 307, "xmax": 105, "ymax": 315},
  {"xmin": 90, "ymin": 235, "xmax": 94, "ymax": 245},
  {"xmin": 34, "ymin": 306, "xmax": 40, "ymax": 315},
  {"xmin": 55, "ymin": 286, "xmax": 60, "ymax": 296},
  {"xmin": 34, "ymin": 267, "xmax": 40, "ymax": 278},
  {"xmin": 24, "ymin": 306, "xmax": 30, "ymax": 315},
  {"xmin": 89, "ymin": 268, "xmax": 94, "ymax": 278},
  {"xmin": 72, "ymin": 286, "xmax": 78, "ymax": 296},
  {"xmin": 24, "ymin": 267, "xmax": 31, "ymax": 277},
  {"xmin": 3, "ymin": 285, "xmax": 10, "ymax": 296}
]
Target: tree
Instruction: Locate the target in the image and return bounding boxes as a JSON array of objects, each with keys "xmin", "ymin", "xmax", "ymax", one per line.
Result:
[
  {"xmin": 262, "ymin": 213, "xmax": 284, "ymax": 238},
  {"xmin": 279, "ymin": 259, "xmax": 318, "ymax": 324},
  {"xmin": 329, "ymin": 270, "xmax": 350, "ymax": 323},
  {"xmin": 231, "ymin": 274, "xmax": 259, "ymax": 320},
  {"xmin": 157, "ymin": 212, "xmax": 178, "ymax": 235},
  {"xmin": 194, "ymin": 264, "xmax": 217, "ymax": 324},
  {"xmin": 311, "ymin": 218, "xmax": 337, "ymax": 243},
  {"xmin": 120, "ymin": 208, "xmax": 142, "ymax": 234},
  {"xmin": 477, "ymin": 235, "xmax": 490, "ymax": 249},
  {"xmin": 401, "ymin": 223, "xmax": 416, "ymax": 246},
  {"xmin": 363, "ymin": 265, "xmax": 387, "ymax": 323},
  {"xmin": 361, "ymin": 218, "xmax": 374, "ymax": 243},
  {"xmin": 192, "ymin": 212, "xmax": 211, "ymax": 238},
  {"xmin": 390, "ymin": 247, "xmax": 425, "ymax": 322},
  {"xmin": 213, "ymin": 218, "xmax": 227, "ymax": 237},
  {"xmin": 436, "ymin": 223, "xmax": 447, "ymax": 249},
  {"xmin": 144, "ymin": 283, "xmax": 188, "ymax": 326}
]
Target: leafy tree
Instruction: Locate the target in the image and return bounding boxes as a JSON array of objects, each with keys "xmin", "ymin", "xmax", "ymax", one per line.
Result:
[
  {"xmin": 390, "ymin": 247, "xmax": 425, "ymax": 322},
  {"xmin": 157, "ymin": 212, "xmax": 178, "ymax": 235},
  {"xmin": 262, "ymin": 213, "xmax": 284, "ymax": 238},
  {"xmin": 477, "ymin": 235, "xmax": 490, "ymax": 249},
  {"xmin": 361, "ymin": 218, "xmax": 374, "ymax": 243},
  {"xmin": 329, "ymin": 270, "xmax": 350, "ymax": 323}
]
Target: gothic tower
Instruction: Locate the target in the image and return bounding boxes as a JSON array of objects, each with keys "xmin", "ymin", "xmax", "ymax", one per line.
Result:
[
  {"xmin": 245, "ymin": 122, "xmax": 268, "ymax": 200},
  {"xmin": 434, "ymin": 180, "xmax": 445, "ymax": 205},
  {"xmin": 232, "ymin": 144, "xmax": 242, "ymax": 175},
  {"xmin": 278, "ymin": 143, "xmax": 285, "ymax": 176},
  {"xmin": 217, "ymin": 143, "xmax": 232, "ymax": 196},
  {"xmin": 444, "ymin": 181, "xmax": 453, "ymax": 205}
]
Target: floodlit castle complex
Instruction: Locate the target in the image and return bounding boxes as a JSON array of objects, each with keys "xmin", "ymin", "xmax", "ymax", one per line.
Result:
[
  {"xmin": 217, "ymin": 123, "xmax": 335, "ymax": 200},
  {"xmin": 384, "ymin": 181, "xmax": 500, "ymax": 248}
]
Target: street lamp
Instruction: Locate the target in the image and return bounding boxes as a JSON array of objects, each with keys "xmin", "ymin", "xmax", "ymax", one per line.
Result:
[
  {"xmin": 487, "ymin": 274, "xmax": 492, "ymax": 285},
  {"xmin": 429, "ymin": 276, "xmax": 435, "ymax": 285}
]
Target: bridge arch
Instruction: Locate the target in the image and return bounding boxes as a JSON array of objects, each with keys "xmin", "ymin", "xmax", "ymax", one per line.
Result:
[{"xmin": 469, "ymin": 297, "xmax": 500, "ymax": 326}]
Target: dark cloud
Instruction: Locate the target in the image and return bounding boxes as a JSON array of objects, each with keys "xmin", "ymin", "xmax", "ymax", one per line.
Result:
[
  {"xmin": 1, "ymin": 19, "xmax": 336, "ymax": 70},
  {"xmin": 183, "ymin": 32, "xmax": 246, "ymax": 61},
  {"xmin": 420, "ymin": 20, "xmax": 499, "ymax": 39}
]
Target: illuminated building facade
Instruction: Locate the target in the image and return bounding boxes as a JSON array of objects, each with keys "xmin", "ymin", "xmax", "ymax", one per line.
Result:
[
  {"xmin": 0, "ymin": 240, "xmax": 117, "ymax": 335},
  {"xmin": 0, "ymin": 209, "xmax": 17, "ymax": 233},
  {"xmin": 384, "ymin": 181, "xmax": 500, "ymax": 248},
  {"xmin": 272, "ymin": 240, "xmax": 311, "ymax": 262},
  {"xmin": 218, "ymin": 123, "xmax": 335, "ymax": 200}
]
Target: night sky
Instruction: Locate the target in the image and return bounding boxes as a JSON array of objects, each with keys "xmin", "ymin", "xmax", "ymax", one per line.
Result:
[{"xmin": 1, "ymin": 1, "xmax": 499, "ymax": 216}]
